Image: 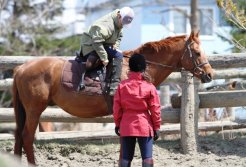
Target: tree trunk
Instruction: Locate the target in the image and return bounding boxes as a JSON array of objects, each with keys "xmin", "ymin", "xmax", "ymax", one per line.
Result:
[{"xmin": 190, "ymin": 0, "xmax": 199, "ymax": 32}]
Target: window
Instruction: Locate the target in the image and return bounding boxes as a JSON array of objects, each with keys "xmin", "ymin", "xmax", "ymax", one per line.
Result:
[
  {"xmin": 170, "ymin": 7, "xmax": 214, "ymax": 36},
  {"xmin": 173, "ymin": 10, "xmax": 187, "ymax": 34},
  {"xmin": 218, "ymin": 9, "xmax": 230, "ymax": 27},
  {"xmin": 170, "ymin": 7, "xmax": 189, "ymax": 35},
  {"xmin": 142, "ymin": 6, "xmax": 164, "ymax": 24},
  {"xmin": 199, "ymin": 8, "xmax": 214, "ymax": 36}
]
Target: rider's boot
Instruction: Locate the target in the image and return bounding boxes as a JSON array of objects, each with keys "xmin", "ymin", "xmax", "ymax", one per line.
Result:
[
  {"xmin": 109, "ymin": 57, "xmax": 122, "ymax": 96},
  {"xmin": 77, "ymin": 62, "xmax": 86, "ymax": 91},
  {"xmin": 77, "ymin": 54, "xmax": 100, "ymax": 91},
  {"xmin": 75, "ymin": 47, "xmax": 84, "ymax": 62}
]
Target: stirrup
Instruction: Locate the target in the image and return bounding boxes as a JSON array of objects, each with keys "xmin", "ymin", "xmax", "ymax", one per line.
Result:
[
  {"xmin": 109, "ymin": 81, "xmax": 119, "ymax": 96},
  {"xmin": 109, "ymin": 88, "xmax": 116, "ymax": 96},
  {"xmin": 77, "ymin": 84, "xmax": 85, "ymax": 91}
]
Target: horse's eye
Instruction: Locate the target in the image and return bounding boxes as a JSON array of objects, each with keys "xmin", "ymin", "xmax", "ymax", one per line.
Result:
[{"xmin": 196, "ymin": 52, "xmax": 201, "ymax": 57}]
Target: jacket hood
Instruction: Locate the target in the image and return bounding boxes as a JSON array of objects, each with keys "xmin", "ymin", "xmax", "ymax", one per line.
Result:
[{"xmin": 112, "ymin": 9, "xmax": 122, "ymax": 29}]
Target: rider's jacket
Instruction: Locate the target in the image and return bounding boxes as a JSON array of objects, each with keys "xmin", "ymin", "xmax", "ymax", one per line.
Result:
[{"xmin": 80, "ymin": 9, "xmax": 123, "ymax": 62}]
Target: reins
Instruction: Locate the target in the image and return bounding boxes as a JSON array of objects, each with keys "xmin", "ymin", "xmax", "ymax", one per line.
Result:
[{"xmin": 123, "ymin": 55, "xmax": 178, "ymax": 70}]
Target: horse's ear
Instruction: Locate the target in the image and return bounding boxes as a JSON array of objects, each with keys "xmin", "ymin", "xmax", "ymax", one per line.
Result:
[
  {"xmin": 190, "ymin": 30, "xmax": 200, "ymax": 40},
  {"xmin": 190, "ymin": 30, "xmax": 195, "ymax": 38}
]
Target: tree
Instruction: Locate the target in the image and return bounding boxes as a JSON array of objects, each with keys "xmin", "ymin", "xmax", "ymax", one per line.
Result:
[
  {"xmin": 0, "ymin": 0, "xmax": 82, "ymax": 107},
  {"xmin": 217, "ymin": 0, "xmax": 246, "ymax": 52},
  {"xmin": 0, "ymin": 0, "xmax": 80, "ymax": 56}
]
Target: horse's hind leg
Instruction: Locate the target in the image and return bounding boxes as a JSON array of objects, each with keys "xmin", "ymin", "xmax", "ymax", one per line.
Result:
[
  {"xmin": 22, "ymin": 111, "xmax": 41, "ymax": 165},
  {"xmin": 14, "ymin": 111, "xmax": 25, "ymax": 156},
  {"xmin": 14, "ymin": 129, "xmax": 24, "ymax": 156}
]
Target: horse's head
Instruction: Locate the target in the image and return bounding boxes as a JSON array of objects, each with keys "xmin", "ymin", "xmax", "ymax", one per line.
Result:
[{"xmin": 180, "ymin": 31, "xmax": 214, "ymax": 83}]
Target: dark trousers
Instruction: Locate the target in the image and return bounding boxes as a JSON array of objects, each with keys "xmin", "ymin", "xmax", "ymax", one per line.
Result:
[
  {"xmin": 120, "ymin": 136, "xmax": 153, "ymax": 161},
  {"xmin": 82, "ymin": 46, "xmax": 123, "ymax": 61},
  {"xmin": 104, "ymin": 46, "xmax": 123, "ymax": 59}
]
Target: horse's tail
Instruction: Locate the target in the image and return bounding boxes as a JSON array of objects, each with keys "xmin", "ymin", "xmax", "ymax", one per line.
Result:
[{"xmin": 13, "ymin": 67, "xmax": 26, "ymax": 156}]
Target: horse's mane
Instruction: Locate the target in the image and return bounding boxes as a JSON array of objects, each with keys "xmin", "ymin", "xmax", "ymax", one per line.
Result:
[{"xmin": 137, "ymin": 35, "xmax": 186, "ymax": 54}]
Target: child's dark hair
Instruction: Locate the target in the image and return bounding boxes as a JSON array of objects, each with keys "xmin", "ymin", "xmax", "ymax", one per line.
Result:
[
  {"xmin": 129, "ymin": 54, "xmax": 146, "ymax": 72},
  {"xmin": 128, "ymin": 53, "xmax": 153, "ymax": 82}
]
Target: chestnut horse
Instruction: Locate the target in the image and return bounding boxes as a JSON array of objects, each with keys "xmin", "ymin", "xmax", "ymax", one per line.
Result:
[{"xmin": 13, "ymin": 31, "xmax": 213, "ymax": 165}]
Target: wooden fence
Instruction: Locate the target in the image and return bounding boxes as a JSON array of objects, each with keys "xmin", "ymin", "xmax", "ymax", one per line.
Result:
[
  {"xmin": 0, "ymin": 107, "xmax": 180, "ymax": 123},
  {"xmin": 1, "ymin": 121, "xmax": 245, "ymax": 141},
  {"xmin": 0, "ymin": 53, "xmax": 246, "ymax": 70},
  {"xmin": 1, "ymin": 68, "xmax": 246, "ymax": 90}
]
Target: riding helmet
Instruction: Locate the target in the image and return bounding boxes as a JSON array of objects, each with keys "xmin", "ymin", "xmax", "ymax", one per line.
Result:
[{"xmin": 129, "ymin": 54, "xmax": 146, "ymax": 72}]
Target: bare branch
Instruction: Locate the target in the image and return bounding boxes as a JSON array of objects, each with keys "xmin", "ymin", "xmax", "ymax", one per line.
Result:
[
  {"xmin": 217, "ymin": 0, "xmax": 246, "ymax": 30},
  {"xmin": 205, "ymin": 12, "xmax": 246, "ymax": 52}
]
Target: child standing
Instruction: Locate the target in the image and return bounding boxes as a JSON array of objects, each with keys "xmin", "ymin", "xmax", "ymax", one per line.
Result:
[{"xmin": 113, "ymin": 53, "xmax": 161, "ymax": 167}]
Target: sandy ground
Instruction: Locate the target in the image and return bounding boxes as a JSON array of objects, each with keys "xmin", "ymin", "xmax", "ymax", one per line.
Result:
[{"xmin": 0, "ymin": 131, "xmax": 246, "ymax": 167}]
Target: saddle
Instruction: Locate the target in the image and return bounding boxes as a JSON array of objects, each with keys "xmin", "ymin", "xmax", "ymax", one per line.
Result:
[
  {"xmin": 61, "ymin": 58, "xmax": 114, "ymax": 114},
  {"xmin": 61, "ymin": 59, "xmax": 110, "ymax": 95}
]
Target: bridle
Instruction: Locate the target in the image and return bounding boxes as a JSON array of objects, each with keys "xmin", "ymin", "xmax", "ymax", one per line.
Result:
[{"xmin": 181, "ymin": 40, "xmax": 209, "ymax": 76}]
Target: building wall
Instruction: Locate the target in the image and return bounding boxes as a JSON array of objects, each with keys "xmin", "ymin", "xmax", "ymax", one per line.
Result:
[
  {"xmin": 79, "ymin": 0, "xmax": 232, "ymax": 54},
  {"xmin": 140, "ymin": 0, "xmax": 232, "ymax": 54}
]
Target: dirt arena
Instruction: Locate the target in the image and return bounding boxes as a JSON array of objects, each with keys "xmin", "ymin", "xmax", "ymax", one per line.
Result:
[{"xmin": 0, "ymin": 131, "xmax": 246, "ymax": 167}]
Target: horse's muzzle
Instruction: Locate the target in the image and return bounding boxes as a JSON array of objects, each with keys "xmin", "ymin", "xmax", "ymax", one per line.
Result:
[{"xmin": 201, "ymin": 73, "xmax": 212, "ymax": 83}]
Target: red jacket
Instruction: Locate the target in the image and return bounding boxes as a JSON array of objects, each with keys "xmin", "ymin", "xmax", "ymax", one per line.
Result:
[{"xmin": 113, "ymin": 72, "xmax": 161, "ymax": 137}]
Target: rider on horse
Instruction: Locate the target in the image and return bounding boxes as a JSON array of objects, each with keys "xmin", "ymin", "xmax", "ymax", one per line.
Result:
[{"xmin": 76, "ymin": 7, "xmax": 134, "ymax": 96}]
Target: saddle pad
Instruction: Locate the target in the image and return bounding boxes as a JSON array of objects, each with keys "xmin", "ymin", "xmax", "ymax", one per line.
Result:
[{"xmin": 61, "ymin": 60, "xmax": 103, "ymax": 95}]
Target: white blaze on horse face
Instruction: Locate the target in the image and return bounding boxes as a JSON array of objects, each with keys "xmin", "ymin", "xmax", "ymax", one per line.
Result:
[
  {"xmin": 200, "ymin": 46, "xmax": 205, "ymax": 55},
  {"xmin": 199, "ymin": 45, "xmax": 208, "ymax": 63}
]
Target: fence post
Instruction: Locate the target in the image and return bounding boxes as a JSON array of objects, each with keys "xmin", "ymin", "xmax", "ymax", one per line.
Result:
[
  {"xmin": 194, "ymin": 78, "xmax": 200, "ymax": 144},
  {"xmin": 225, "ymin": 79, "xmax": 235, "ymax": 121},
  {"xmin": 180, "ymin": 71, "xmax": 199, "ymax": 154},
  {"xmin": 160, "ymin": 85, "xmax": 171, "ymax": 106}
]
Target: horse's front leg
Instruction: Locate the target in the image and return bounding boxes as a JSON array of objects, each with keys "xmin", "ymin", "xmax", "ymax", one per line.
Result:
[{"xmin": 22, "ymin": 112, "xmax": 41, "ymax": 165}]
